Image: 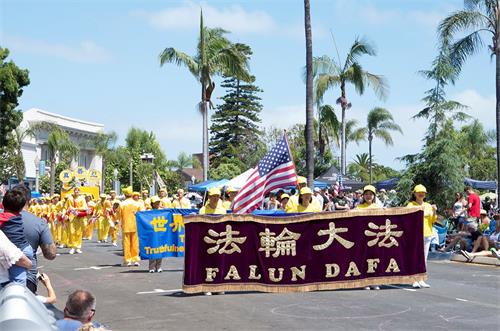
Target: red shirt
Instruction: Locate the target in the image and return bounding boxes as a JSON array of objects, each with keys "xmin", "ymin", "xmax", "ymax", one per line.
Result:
[{"xmin": 467, "ymin": 192, "xmax": 480, "ymax": 218}]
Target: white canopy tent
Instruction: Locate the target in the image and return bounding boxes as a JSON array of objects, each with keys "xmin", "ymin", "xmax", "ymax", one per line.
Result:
[{"xmin": 224, "ymin": 169, "xmax": 254, "ymax": 190}]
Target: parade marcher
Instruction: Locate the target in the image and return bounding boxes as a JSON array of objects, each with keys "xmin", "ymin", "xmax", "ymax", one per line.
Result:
[
  {"xmin": 83, "ymin": 194, "xmax": 96, "ymax": 241},
  {"xmin": 279, "ymin": 194, "xmax": 290, "ymax": 211},
  {"xmin": 48, "ymin": 195, "xmax": 59, "ymax": 240},
  {"xmin": 355, "ymin": 185, "xmax": 380, "ymax": 209},
  {"xmin": 109, "ymin": 190, "xmax": 119, "ymax": 206},
  {"xmin": 172, "ymin": 189, "xmax": 191, "ymax": 209},
  {"xmin": 119, "ymin": 187, "xmax": 141, "ymax": 266},
  {"xmin": 199, "ymin": 188, "xmax": 226, "ymax": 215},
  {"xmin": 53, "ymin": 195, "xmax": 65, "ymax": 247},
  {"xmin": 222, "ymin": 187, "xmax": 238, "ymax": 210},
  {"xmin": 265, "ymin": 192, "xmax": 280, "ymax": 210},
  {"xmin": 407, "ymin": 184, "xmax": 436, "ymax": 289},
  {"xmin": 108, "ymin": 201, "xmax": 121, "ymax": 247},
  {"xmin": 159, "ymin": 188, "xmax": 171, "ymax": 209},
  {"xmin": 95, "ymin": 194, "xmax": 112, "ymax": 243},
  {"xmin": 355, "ymin": 185, "xmax": 381, "ymax": 290},
  {"xmin": 59, "ymin": 195, "xmax": 70, "ymax": 248},
  {"xmin": 65, "ymin": 188, "xmax": 88, "ymax": 254},
  {"xmin": 290, "ymin": 187, "xmax": 322, "ymax": 213},
  {"xmin": 286, "ymin": 176, "xmax": 321, "ymax": 212},
  {"xmin": 148, "ymin": 196, "xmax": 164, "ymax": 273},
  {"xmin": 141, "ymin": 190, "xmax": 151, "ymax": 210}
]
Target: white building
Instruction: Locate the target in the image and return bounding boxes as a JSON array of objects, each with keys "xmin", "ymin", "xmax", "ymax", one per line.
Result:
[{"xmin": 19, "ymin": 108, "xmax": 104, "ymax": 190}]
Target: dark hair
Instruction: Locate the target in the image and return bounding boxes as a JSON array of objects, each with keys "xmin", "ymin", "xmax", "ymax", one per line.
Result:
[
  {"xmin": 298, "ymin": 194, "xmax": 312, "ymax": 205},
  {"xmin": 64, "ymin": 290, "xmax": 96, "ymax": 322},
  {"xmin": 464, "ymin": 186, "xmax": 472, "ymax": 192},
  {"xmin": 12, "ymin": 184, "xmax": 31, "ymax": 201},
  {"xmin": 2, "ymin": 189, "xmax": 27, "ymax": 213},
  {"xmin": 455, "ymin": 192, "xmax": 463, "ymax": 201}
]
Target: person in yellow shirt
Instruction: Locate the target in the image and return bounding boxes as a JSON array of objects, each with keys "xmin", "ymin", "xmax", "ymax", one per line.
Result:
[
  {"xmin": 48, "ymin": 195, "xmax": 60, "ymax": 240},
  {"xmin": 286, "ymin": 176, "xmax": 322, "ymax": 212},
  {"xmin": 53, "ymin": 195, "xmax": 65, "ymax": 246},
  {"xmin": 119, "ymin": 186, "xmax": 141, "ymax": 266},
  {"xmin": 109, "ymin": 201, "xmax": 121, "ymax": 246},
  {"xmin": 407, "ymin": 184, "xmax": 437, "ymax": 289},
  {"xmin": 59, "ymin": 195, "xmax": 70, "ymax": 248},
  {"xmin": 199, "ymin": 188, "xmax": 227, "ymax": 215},
  {"xmin": 172, "ymin": 189, "xmax": 191, "ymax": 209},
  {"xmin": 109, "ymin": 190, "xmax": 119, "ymax": 206},
  {"xmin": 64, "ymin": 188, "xmax": 88, "ymax": 254},
  {"xmin": 28, "ymin": 198, "xmax": 37, "ymax": 214},
  {"xmin": 95, "ymin": 194, "xmax": 112, "ymax": 243},
  {"xmin": 279, "ymin": 193, "xmax": 290, "ymax": 211},
  {"xmin": 158, "ymin": 188, "xmax": 171, "ymax": 209},
  {"xmin": 355, "ymin": 185, "xmax": 381, "ymax": 209},
  {"xmin": 355, "ymin": 184, "xmax": 382, "ymax": 290},
  {"xmin": 222, "ymin": 187, "xmax": 238, "ymax": 210},
  {"xmin": 83, "ymin": 194, "xmax": 96, "ymax": 240},
  {"xmin": 39, "ymin": 197, "xmax": 49, "ymax": 221},
  {"xmin": 140, "ymin": 190, "xmax": 151, "ymax": 210},
  {"xmin": 287, "ymin": 187, "xmax": 322, "ymax": 213}
]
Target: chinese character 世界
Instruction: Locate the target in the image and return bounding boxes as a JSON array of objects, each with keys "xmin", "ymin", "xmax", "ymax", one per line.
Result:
[
  {"xmin": 150, "ymin": 216, "xmax": 167, "ymax": 232},
  {"xmin": 364, "ymin": 219, "xmax": 403, "ymax": 248},
  {"xmin": 313, "ymin": 222, "xmax": 354, "ymax": 251},
  {"xmin": 258, "ymin": 227, "xmax": 301, "ymax": 258},
  {"xmin": 170, "ymin": 214, "xmax": 184, "ymax": 232},
  {"xmin": 204, "ymin": 224, "xmax": 247, "ymax": 254}
]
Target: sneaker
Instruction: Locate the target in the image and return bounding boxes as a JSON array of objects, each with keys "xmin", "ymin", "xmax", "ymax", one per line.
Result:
[
  {"xmin": 490, "ymin": 248, "xmax": 500, "ymax": 261},
  {"xmin": 204, "ymin": 292, "xmax": 212, "ymax": 296},
  {"xmin": 157, "ymin": 268, "xmax": 163, "ymax": 273},
  {"xmin": 460, "ymin": 250, "xmax": 473, "ymax": 262},
  {"xmin": 372, "ymin": 286, "xmax": 380, "ymax": 290},
  {"xmin": 134, "ymin": 262, "xmax": 140, "ymax": 266},
  {"xmin": 149, "ymin": 269, "xmax": 155, "ymax": 273},
  {"xmin": 69, "ymin": 248, "xmax": 75, "ymax": 255},
  {"xmin": 103, "ymin": 239, "xmax": 108, "ymax": 243},
  {"xmin": 58, "ymin": 244, "xmax": 65, "ymax": 248},
  {"xmin": 126, "ymin": 262, "xmax": 133, "ymax": 267},
  {"xmin": 418, "ymin": 280, "xmax": 430, "ymax": 288},
  {"xmin": 97, "ymin": 240, "xmax": 102, "ymax": 243},
  {"xmin": 363, "ymin": 286, "xmax": 370, "ymax": 290},
  {"xmin": 412, "ymin": 281, "xmax": 421, "ymax": 288},
  {"xmin": 112, "ymin": 242, "xmax": 118, "ymax": 247},
  {"xmin": 76, "ymin": 249, "xmax": 82, "ymax": 254}
]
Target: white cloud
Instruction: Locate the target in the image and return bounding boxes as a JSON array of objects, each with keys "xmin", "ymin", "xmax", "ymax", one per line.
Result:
[
  {"xmin": 134, "ymin": 1, "xmax": 276, "ymax": 34},
  {"xmin": 3, "ymin": 36, "xmax": 112, "ymax": 63},
  {"xmin": 452, "ymin": 89, "xmax": 496, "ymax": 129}
]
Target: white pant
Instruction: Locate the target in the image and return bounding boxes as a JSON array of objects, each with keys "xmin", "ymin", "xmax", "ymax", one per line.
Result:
[{"xmin": 424, "ymin": 236, "xmax": 432, "ymax": 268}]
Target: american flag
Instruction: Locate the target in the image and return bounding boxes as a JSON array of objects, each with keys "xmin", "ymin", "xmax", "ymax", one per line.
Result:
[{"xmin": 232, "ymin": 134, "xmax": 297, "ymax": 214}]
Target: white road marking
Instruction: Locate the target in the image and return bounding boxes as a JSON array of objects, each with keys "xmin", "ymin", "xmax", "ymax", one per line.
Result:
[
  {"xmin": 455, "ymin": 298, "xmax": 469, "ymax": 302},
  {"xmin": 74, "ymin": 266, "xmax": 113, "ymax": 271},
  {"xmin": 385, "ymin": 285, "xmax": 417, "ymax": 292},
  {"xmin": 136, "ymin": 288, "xmax": 182, "ymax": 295}
]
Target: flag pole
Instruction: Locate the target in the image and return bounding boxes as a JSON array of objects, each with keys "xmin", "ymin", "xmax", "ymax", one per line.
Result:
[{"xmin": 283, "ymin": 129, "xmax": 299, "ymax": 188}]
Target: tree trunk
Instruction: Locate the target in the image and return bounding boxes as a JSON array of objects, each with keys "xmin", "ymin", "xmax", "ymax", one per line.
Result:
[
  {"xmin": 201, "ymin": 83, "xmax": 208, "ymax": 181},
  {"xmin": 368, "ymin": 134, "xmax": 373, "ymax": 184},
  {"xmin": 101, "ymin": 156, "xmax": 105, "ymax": 193},
  {"xmin": 340, "ymin": 84, "xmax": 347, "ymax": 176},
  {"xmin": 304, "ymin": 0, "xmax": 315, "ymax": 187}
]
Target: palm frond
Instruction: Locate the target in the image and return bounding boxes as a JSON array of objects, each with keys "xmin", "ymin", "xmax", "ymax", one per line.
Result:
[
  {"xmin": 449, "ymin": 30, "xmax": 486, "ymax": 70},
  {"xmin": 345, "ymin": 62, "xmax": 365, "ymax": 95},
  {"xmin": 343, "ymin": 37, "xmax": 376, "ymax": 71},
  {"xmin": 439, "ymin": 10, "xmax": 491, "ymax": 44},
  {"xmin": 315, "ymin": 74, "xmax": 341, "ymax": 103},
  {"xmin": 363, "ymin": 72, "xmax": 389, "ymax": 100},
  {"xmin": 373, "ymin": 129, "xmax": 394, "ymax": 145},
  {"xmin": 159, "ymin": 47, "xmax": 199, "ymax": 78}
]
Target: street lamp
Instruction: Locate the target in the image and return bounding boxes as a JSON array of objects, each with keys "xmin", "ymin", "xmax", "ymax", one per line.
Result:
[
  {"xmin": 113, "ymin": 168, "xmax": 119, "ymax": 194},
  {"xmin": 34, "ymin": 155, "xmax": 40, "ymax": 192},
  {"xmin": 140, "ymin": 153, "xmax": 155, "ymax": 195}
]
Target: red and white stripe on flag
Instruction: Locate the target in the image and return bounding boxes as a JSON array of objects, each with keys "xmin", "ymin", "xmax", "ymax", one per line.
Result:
[{"xmin": 232, "ymin": 135, "xmax": 297, "ymax": 214}]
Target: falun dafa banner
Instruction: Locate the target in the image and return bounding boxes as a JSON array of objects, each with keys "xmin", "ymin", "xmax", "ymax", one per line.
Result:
[{"xmin": 136, "ymin": 208, "xmax": 197, "ymax": 260}]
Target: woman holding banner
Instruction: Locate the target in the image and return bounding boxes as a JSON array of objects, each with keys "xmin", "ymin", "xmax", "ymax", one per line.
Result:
[
  {"xmin": 356, "ymin": 185, "xmax": 381, "ymax": 290},
  {"xmin": 288, "ymin": 187, "xmax": 321, "ymax": 213},
  {"xmin": 148, "ymin": 196, "xmax": 164, "ymax": 273},
  {"xmin": 407, "ymin": 184, "xmax": 436, "ymax": 289}
]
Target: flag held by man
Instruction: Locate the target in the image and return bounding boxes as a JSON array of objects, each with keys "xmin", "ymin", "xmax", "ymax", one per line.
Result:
[{"xmin": 232, "ymin": 134, "xmax": 297, "ymax": 214}]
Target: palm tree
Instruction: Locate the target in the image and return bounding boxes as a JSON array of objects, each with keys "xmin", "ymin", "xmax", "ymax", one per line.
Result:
[
  {"xmin": 88, "ymin": 131, "xmax": 117, "ymax": 190},
  {"xmin": 159, "ymin": 10, "xmax": 251, "ymax": 181},
  {"xmin": 317, "ymin": 104, "xmax": 340, "ymax": 155},
  {"xmin": 438, "ymin": 0, "xmax": 499, "ymax": 194},
  {"xmin": 352, "ymin": 107, "xmax": 402, "ymax": 183},
  {"xmin": 304, "ymin": 0, "xmax": 315, "ymax": 187},
  {"xmin": 31, "ymin": 122, "xmax": 79, "ymax": 194},
  {"xmin": 348, "ymin": 153, "xmax": 372, "ymax": 182},
  {"xmin": 314, "ymin": 37, "xmax": 388, "ymax": 176}
]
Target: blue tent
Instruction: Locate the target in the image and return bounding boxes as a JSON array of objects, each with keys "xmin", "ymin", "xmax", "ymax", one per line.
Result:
[
  {"xmin": 464, "ymin": 178, "xmax": 497, "ymax": 191},
  {"xmin": 187, "ymin": 179, "xmax": 229, "ymax": 192},
  {"xmin": 375, "ymin": 178, "xmax": 399, "ymax": 190},
  {"xmin": 284, "ymin": 180, "xmax": 329, "ymax": 190}
]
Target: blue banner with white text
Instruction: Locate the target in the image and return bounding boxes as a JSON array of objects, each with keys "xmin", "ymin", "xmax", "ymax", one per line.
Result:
[{"xmin": 136, "ymin": 209, "xmax": 197, "ymax": 259}]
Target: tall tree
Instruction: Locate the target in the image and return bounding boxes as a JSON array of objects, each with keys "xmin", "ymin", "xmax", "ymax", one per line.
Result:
[
  {"xmin": 314, "ymin": 37, "xmax": 388, "ymax": 175},
  {"xmin": 317, "ymin": 104, "xmax": 340, "ymax": 156},
  {"xmin": 0, "ymin": 48, "xmax": 30, "ymax": 150},
  {"xmin": 352, "ymin": 107, "xmax": 402, "ymax": 183},
  {"xmin": 304, "ymin": 0, "xmax": 315, "ymax": 187},
  {"xmin": 209, "ymin": 44, "xmax": 264, "ymax": 172},
  {"xmin": 87, "ymin": 131, "xmax": 117, "ymax": 190},
  {"xmin": 438, "ymin": 0, "xmax": 499, "ymax": 195},
  {"xmin": 159, "ymin": 10, "xmax": 251, "ymax": 181}
]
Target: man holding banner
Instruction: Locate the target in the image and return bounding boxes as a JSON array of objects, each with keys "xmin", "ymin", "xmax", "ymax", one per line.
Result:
[{"xmin": 119, "ymin": 187, "xmax": 141, "ymax": 266}]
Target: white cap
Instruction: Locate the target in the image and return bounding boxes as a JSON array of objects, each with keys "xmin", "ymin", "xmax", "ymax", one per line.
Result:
[{"xmin": 313, "ymin": 187, "xmax": 321, "ymax": 192}]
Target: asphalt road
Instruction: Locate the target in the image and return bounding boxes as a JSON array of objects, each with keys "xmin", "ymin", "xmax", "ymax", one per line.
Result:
[{"xmin": 38, "ymin": 238, "xmax": 499, "ymax": 331}]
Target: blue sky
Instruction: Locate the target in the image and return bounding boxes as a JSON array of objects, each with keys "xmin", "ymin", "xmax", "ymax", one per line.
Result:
[{"xmin": 1, "ymin": 0, "xmax": 495, "ymax": 171}]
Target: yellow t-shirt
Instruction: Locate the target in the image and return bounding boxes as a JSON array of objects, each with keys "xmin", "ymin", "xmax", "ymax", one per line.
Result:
[
  {"xmin": 119, "ymin": 198, "xmax": 140, "ymax": 233},
  {"xmin": 295, "ymin": 202, "xmax": 322, "ymax": 213},
  {"xmin": 407, "ymin": 201, "xmax": 437, "ymax": 237},
  {"xmin": 356, "ymin": 202, "xmax": 381, "ymax": 209},
  {"xmin": 286, "ymin": 194, "xmax": 321, "ymax": 212},
  {"xmin": 172, "ymin": 197, "xmax": 191, "ymax": 209},
  {"xmin": 222, "ymin": 200, "xmax": 232, "ymax": 210},
  {"xmin": 160, "ymin": 197, "xmax": 172, "ymax": 209},
  {"xmin": 94, "ymin": 201, "xmax": 112, "ymax": 218},
  {"xmin": 199, "ymin": 205, "xmax": 227, "ymax": 215}
]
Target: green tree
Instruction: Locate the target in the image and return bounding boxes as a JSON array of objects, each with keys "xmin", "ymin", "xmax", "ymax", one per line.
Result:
[
  {"xmin": 313, "ymin": 37, "xmax": 388, "ymax": 176},
  {"xmin": 209, "ymin": 47, "xmax": 264, "ymax": 171},
  {"xmin": 0, "ymin": 48, "xmax": 30, "ymax": 149},
  {"xmin": 459, "ymin": 119, "xmax": 496, "ymax": 179},
  {"xmin": 31, "ymin": 122, "xmax": 79, "ymax": 195},
  {"xmin": 167, "ymin": 152, "xmax": 193, "ymax": 171},
  {"xmin": 208, "ymin": 161, "xmax": 242, "ymax": 180},
  {"xmin": 87, "ymin": 131, "xmax": 117, "ymax": 190},
  {"xmin": 317, "ymin": 104, "xmax": 340, "ymax": 156},
  {"xmin": 351, "ymin": 107, "xmax": 402, "ymax": 183},
  {"xmin": 159, "ymin": 10, "xmax": 251, "ymax": 181},
  {"xmin": 438, "ymin": 0, "xmax": 500, "ymax": 193},
  {"xmin": 347, "ymin": 153, "xmax": 371, "ymax": 182}
]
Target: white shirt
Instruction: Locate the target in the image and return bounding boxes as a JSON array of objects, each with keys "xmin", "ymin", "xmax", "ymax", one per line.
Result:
[{"xmin": 0, "ymin": 230, "xmax": 23, "ymax": 284}]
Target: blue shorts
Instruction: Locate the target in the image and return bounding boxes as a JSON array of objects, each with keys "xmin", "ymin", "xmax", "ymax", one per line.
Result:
[{"xmin": 8, "ymin": 245, "xmax": 34, "ymax": 286}]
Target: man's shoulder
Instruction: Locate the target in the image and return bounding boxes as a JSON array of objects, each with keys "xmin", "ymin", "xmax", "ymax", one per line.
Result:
[
  {"xmin": 56, "ymin": 319, "xmax": 83, "ymax": 331},
  {"xmin": 21, "ymin": 211, "xmax": 45, "ymax": 225}
]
